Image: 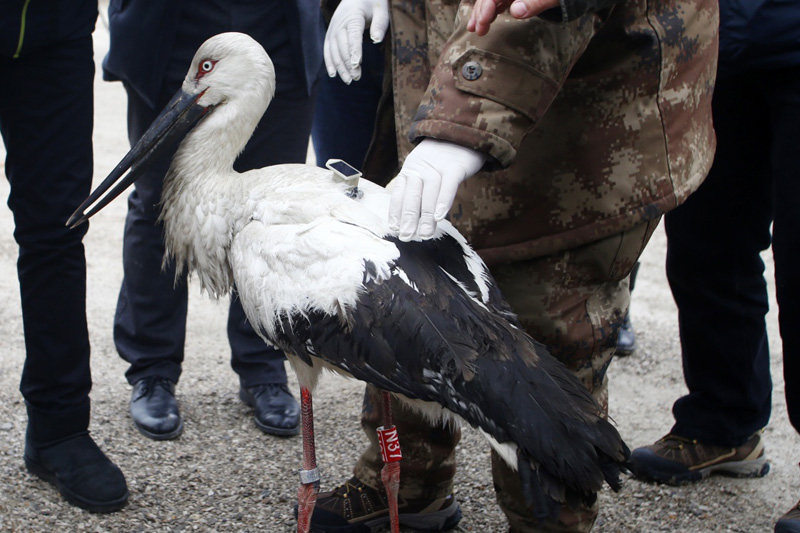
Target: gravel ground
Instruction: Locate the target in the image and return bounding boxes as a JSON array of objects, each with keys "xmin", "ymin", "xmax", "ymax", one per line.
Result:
[{"xmin": 0, "ymin": 17, "xmax": 798, "ymax": 533}]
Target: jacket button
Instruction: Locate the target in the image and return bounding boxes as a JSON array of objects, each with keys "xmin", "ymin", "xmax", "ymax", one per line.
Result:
[{"xmin": 461, "ymin": 61, "xmax": 482, "ymax": 81}]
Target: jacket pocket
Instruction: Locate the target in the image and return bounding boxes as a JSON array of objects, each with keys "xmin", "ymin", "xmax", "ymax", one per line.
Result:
[{"xmin": 452, "ymin": 49, "xmax": 559, "ymax": 124}]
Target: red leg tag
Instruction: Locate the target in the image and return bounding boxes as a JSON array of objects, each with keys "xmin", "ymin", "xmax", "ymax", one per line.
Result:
[{"xmin": 377, "ymin": 425, "xmax": 402, "ymax": 463}]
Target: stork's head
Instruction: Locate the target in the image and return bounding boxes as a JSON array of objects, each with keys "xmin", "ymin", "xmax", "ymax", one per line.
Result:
[
  {"xmin": 185, "ymin": 32, "xmax": 276, "ymax": 122},
  {"xmin": 67, "ymin": 32, "xmax": 275, "ymax": 228}
]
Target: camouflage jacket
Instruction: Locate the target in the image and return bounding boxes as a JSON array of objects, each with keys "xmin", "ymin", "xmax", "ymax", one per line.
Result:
[{"xmin": 362, "ymin": 0, "xmax": 719, "ymax": 266}]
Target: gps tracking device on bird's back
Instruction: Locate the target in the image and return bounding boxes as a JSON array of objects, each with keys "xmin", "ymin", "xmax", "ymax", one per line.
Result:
[
  {"xmin": 326, "ymin": 159, "xmax": 361, "ymax": 182},
  {"xmin": 326, "ymin": 159, "xmax": 363, "ymax": 199}
]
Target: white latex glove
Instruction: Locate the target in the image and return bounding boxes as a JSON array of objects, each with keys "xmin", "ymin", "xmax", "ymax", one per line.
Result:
[
  {"xmin": 389, "ymin": 139, "xmax": 486, "ymax": 241},
  {"xmin": 324, "ymin": 0, "xmax": 390, "ymax": 84}
]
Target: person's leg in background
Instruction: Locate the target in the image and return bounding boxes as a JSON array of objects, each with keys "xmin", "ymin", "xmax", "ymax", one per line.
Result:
[
  {"xmin": 765, "ymin": 65, "xmax": 800, "ymax": 533},
  {"xmin": 767, "ymin": 66, "xmax": 800, "ymax": 437},
  {"xmin": 0, "ymin": 30, "xmax": 128, "ymax": 511},
  {"xmin": 115, "ymin": 80, "xmax": 190, "ymax": 440},
  {"xmin": 629, "ymin": 72, "xmax": 773, "ymax": 485}
]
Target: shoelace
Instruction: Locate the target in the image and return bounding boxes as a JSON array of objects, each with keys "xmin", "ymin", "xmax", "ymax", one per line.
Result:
[
  {"xmin": 658, "ymin": 434, "xmax": 697, "ymax": 449},
  {"xmin": 136, "ymin": 377, "xmax": 173, "ymax": 399},
  {"xmin": 249, "ymin": 383, "xmax": 289, "ymax": 398},
  {"xmin": 335, "ymin": 479, "xmax": 367, "ymax": 497}
]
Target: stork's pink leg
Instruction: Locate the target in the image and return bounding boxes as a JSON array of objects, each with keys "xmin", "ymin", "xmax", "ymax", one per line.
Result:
[
  {"xmin": 296, "ymin": 387, "xmax": 319, "ymax": 533},
  {"xmin": 377, "ymin": 390, "xmax": 402, "ymax": 533}
]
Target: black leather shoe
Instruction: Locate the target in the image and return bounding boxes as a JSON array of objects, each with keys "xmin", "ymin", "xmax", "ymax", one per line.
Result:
[
  {"xmin": 130, "ymin": 376, "xmax": 183, "ymax": 440},
  {"xmin": 239, "ymin": 384, "xmax": 300, "ymax": 436},
  {"xmin": 615, "ymin": 312, "xmax": 636, "ymax": 356},
  {"xmin": 24, "ymin": 432, "xmax": 128, "ymax": 513}
]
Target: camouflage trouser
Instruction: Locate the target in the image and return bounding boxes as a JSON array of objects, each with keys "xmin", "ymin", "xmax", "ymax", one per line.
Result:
[{"xmin": 353, "ymin": 219, "xmax": 660, "ymax": 532}]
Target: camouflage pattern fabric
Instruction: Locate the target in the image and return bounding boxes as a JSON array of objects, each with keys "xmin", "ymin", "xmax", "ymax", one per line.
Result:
[{"xmin": 367, "ymin": 0, "xmax": 718, "ymax": 267}]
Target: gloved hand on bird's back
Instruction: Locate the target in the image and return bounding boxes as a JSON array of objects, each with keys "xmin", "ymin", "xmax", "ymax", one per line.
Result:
[{"xmin": 388, "ymin": 139, "xmax": 486, "ymax": 242}]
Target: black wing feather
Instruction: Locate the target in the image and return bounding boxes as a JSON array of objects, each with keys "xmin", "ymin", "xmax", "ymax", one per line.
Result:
[{"xmin": 268, "ymin": 233, "xmax": 629, "ymax": 513}]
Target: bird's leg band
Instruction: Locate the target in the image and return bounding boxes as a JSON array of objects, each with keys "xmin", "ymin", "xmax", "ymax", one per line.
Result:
[
  {"xmin": 377, "ymin": 425, "xmax": 402, "ymax": 463},
  {"xmin": 378, "ymin": 390, "xmax": 402, "ymax": 533},
  {"xmin": 299, "ymin": 467, "xmax": 320, "ymax": 485},
  {"xmin": 297, "ymin": 387, "xmax": 318, "ymax": 533}
]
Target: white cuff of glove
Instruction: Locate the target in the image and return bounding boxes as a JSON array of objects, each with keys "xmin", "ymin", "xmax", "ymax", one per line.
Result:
[
  {"xmin": 324, "ymin": 0, "xmax": 390, "ymax": 84},
  {"xmin": 388, "ymin": 138, "xmax": 486, "ymax": 241}
]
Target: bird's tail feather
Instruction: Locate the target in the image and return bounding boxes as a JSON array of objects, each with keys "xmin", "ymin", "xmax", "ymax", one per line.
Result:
[{"xmin": 517, "ymin": 449, "xmax": 561, "ymax": 523}]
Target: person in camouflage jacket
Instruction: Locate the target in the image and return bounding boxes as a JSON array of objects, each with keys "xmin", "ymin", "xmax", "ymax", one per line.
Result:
[{"xmin": 315, "ymin": 0, "xmax": 718, "ymax": 530}]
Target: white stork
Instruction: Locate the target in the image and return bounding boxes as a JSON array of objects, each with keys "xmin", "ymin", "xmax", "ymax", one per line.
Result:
[{"xmin": 69, "ymin": 32, "xmax": 629, "ymax": 532}]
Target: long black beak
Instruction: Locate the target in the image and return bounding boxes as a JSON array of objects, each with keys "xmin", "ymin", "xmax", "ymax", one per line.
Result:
[{"xmin": 67, "ymin": 88, "xmax": 214, "ymax": 228}]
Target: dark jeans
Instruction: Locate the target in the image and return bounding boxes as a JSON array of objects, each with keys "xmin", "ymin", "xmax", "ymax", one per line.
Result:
[
  {"xmin": 0, "ymin": 34, "xmax": 94, "ymax": 433},
  {"xmin": 311, "ymin": 38, "xmax": 384, "ymax": 169},
  {"xmin": 114, "ymin": 2, "xmax": 318, "ymax": 388},
  {"xmin": 665, "ymin": 66, "xmax": 800, "ymax": 446}
]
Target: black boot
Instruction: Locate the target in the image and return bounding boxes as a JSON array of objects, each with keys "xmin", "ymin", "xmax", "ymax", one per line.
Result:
[{"xmin": 24, "ymin": 403, "xmax": 128, "ymax": 513}]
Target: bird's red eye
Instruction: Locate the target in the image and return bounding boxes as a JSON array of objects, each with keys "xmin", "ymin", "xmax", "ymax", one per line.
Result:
[{"xmin": 197, "ymin": 59, "xmax": 217, "ymax": 79}]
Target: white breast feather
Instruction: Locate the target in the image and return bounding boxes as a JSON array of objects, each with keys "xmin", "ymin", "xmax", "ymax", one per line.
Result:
[{"xmin": 230, "ymin": 215, "xmax": 399, "ymax": 341}]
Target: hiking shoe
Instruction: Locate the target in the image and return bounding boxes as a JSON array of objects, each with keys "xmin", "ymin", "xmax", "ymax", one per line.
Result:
[
  {"xmin": 775, "ymin": 497, "xmax": 800, "ymax": 533},
  {"xmin": 307, "ymin": 476, "xmax": 462, "ymax": 532},
  {"xmin": 629, "ymin": 432, "xmax": 770, "ymax": 485}
]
